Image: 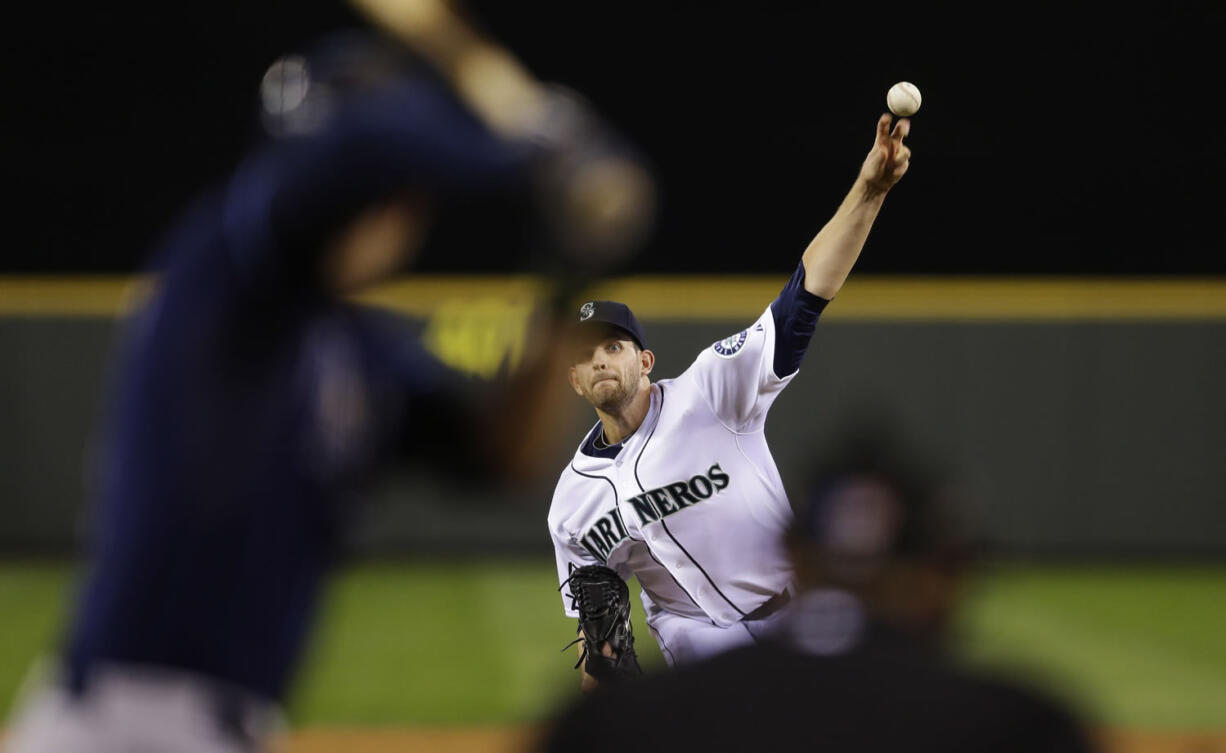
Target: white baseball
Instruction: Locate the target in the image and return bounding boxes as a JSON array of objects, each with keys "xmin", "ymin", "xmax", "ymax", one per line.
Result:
[{"xmin": 886, "ymin": 81, "xmax": 922, "ymax": 117}]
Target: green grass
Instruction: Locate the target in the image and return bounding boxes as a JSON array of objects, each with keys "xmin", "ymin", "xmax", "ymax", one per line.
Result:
[
  {"xmin": 287, "ymin": 560, "xmax": 666, "ymax": 724},
  {"xmin": 0, "ymin": 563, "xmax": 77, "ymax": 709},
  {"xmin": 955, "ymin": 563, "xmax": 1226, "ymax": 729},
  {"xmin": 1, "ymin": 560, "xmax": 1223, "ymax": 728}
]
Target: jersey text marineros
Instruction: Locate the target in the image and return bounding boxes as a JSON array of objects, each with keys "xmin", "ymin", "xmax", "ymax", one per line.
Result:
[
  {"xmin": 578, "ymin": 463, "xmax": 731, "ymax": 562},
  {"xmin": 579, "ymin": 508, "xmax": 630, "ymax": 561},
  {"xmin": 628, "ymin": 463, "xmax": 730, "ymax": 526}
]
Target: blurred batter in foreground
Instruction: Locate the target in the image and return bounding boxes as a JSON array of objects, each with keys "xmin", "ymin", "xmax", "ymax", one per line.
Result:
[{"xmin": 3, "ymin": 29, "xmax": 644, "ymax": 753}]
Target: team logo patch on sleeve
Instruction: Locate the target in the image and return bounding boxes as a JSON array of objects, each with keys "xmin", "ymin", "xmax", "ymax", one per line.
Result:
[{"xmin": 712, "ymin": 330, "xmax": 748, "ymax": 357}]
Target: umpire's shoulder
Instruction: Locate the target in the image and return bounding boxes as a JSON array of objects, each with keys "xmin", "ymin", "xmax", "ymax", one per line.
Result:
[
  {"xmin": 945, "ymin": 660, "xmax": 1101, "ymax": 753},
  {"xmin": 539, "ymin": 645, "xmax": 781, "ymax": 753}
]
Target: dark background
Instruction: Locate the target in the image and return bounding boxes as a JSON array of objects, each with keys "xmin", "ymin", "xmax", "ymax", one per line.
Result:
[{"xmin": 7, "ymin": 1, "xmax": 1222, "ymax": 275}]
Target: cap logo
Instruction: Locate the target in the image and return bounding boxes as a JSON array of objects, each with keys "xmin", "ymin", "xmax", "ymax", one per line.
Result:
[{"xmin": 579, "ymin": 302, "xmax": 595, "ymax": 321}]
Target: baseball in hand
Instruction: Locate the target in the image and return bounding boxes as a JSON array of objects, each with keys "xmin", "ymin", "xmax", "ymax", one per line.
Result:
[{"xmin": 886, "ymin": 81, "xmax": 922, "ymax": 117}]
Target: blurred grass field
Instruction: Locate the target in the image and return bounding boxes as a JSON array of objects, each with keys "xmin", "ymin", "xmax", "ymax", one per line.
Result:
[{"xmin": 1, "ymin": 559, "xmax": 1223, "ymax": 730}]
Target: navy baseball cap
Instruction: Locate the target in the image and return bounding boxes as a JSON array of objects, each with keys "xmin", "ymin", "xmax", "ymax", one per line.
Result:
[
  {"xmin": 576, "ymin": 300, "xmax": 647, "ymax": 350},
  {"xmin": 257, "ymin": 28, "xmax": 536, "ymax": 192}
]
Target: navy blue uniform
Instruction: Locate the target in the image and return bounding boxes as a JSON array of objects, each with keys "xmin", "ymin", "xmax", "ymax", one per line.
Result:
[{"xmin": 64, "ymin": 76, "xmax": 532, "ymax": 703}]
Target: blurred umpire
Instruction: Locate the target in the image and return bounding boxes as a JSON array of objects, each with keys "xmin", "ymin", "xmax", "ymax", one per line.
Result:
[
  {"xmin": 3, "ymin": 26, "xmax": 652, "ymax": 753},
  {"xmin": 541, "ymin": 439, "xmax": 1101, "ymax": 753}
]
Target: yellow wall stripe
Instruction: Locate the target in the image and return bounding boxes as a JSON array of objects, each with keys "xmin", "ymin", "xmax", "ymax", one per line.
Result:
[
  {"xmin": 0, "ymin": 277, "xmax": 154, "ymax": 318},
  {"xmin": 2, "ymin": 275, "xmax": 1225, "ymax": 321}
]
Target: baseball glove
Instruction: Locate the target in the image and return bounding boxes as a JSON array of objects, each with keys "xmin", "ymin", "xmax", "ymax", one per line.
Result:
[{"xmin": 560, "ymin": 564, "xmax": 642, "ymax": 682}]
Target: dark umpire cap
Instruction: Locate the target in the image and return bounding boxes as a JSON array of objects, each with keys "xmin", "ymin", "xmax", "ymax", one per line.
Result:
[
  {"xmin": 789, "ymin": 440, "xmax": 978, "ymax": 582},
  {"xmin": 576, "ymin": 300, "xmax": 647, "ymax": 350}
]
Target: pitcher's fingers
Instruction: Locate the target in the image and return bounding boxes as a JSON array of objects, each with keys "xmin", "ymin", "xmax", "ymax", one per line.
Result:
[
  {"xmin": 876, "ymin": 113, "xmax": 893, "ymax": 144},
  {"xmin": 891, "ymin": 117, "xmax": 911, "ymax": 143}
]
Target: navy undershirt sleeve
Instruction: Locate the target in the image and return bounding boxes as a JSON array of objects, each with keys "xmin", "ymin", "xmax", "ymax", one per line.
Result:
[{"xmin": 769, "ymin": 262, "xmax": 830, "ymax": 378}]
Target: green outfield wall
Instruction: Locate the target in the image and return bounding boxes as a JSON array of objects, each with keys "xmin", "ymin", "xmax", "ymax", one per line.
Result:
[{"xmin": 2, "ymin": 276, "xmax": 1224, "ymax": 556}]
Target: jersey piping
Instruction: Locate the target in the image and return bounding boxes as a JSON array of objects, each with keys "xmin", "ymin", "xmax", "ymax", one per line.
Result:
[{"xmin": 633, "ymin": 384, "xmax": 749, "ymax": 618}]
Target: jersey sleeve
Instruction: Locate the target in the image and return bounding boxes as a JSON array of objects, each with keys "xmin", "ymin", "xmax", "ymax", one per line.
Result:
[
  {"xmin": 551, "ymin": 529, "xmax": 601, "ymax": 619},
  {"xmin": 548, "ymin": 482, "xmax": 602, "ymax": 619},
  {"xmin": 687, "ymin": 262, "xmax": 828, "ymax": 431}
]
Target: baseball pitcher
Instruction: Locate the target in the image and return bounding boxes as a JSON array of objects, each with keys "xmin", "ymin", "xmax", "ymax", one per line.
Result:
[{"xmin": 550, "ymin": 112, "xmax": 912, "ymax": 688}]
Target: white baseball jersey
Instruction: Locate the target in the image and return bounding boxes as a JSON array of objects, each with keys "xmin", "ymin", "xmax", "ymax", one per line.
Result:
[{"xmin": 549, "ymin": 301, "xmax": 806, "ymax": 633}]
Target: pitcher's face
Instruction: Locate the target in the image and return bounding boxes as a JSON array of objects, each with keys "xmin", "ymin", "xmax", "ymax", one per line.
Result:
[{"xmin": 569, "ymin": 336, "xmax": 650, "ymax": 412}]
